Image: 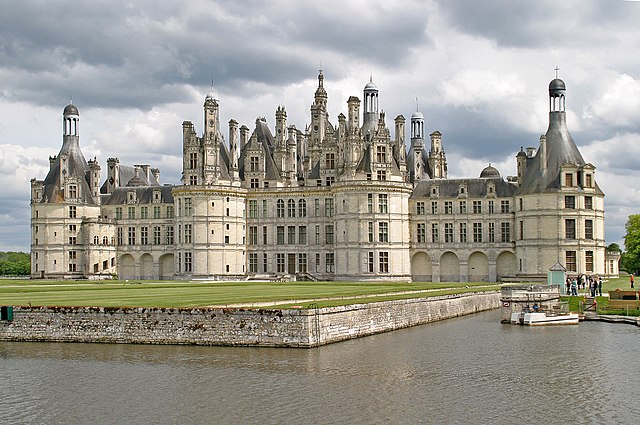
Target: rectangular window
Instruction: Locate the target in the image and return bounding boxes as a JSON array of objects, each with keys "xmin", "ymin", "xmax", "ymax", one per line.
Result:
[
  {"xmin": 444, "ymin": 201, "xmax": 453, "ymax": 214},
  {"xmin": 263, "ymin": 253, "xmax": 268, "ymax": 273},
  {"xmin": 315, "ymin": 253, "xmax": 320, "ymax": 273},
  {"xmin": 325, "ymin": 153, "xmax": 335, "ymax": 169},
  {"xmin": 565, "ymin": 173, "xmax": 574, "ymax": 187},
  {"xmin": 248, "ymin": 226, "xmax": 258, "ymax": 245},
  {"xmin": 298, "ymin": 200, "xmax": 307, "ymax": 217},
  {"xmin": 325, "ymin": 198, "xmax": 334, "ymax": 217},
  {"xmin": 184, "ymin": 198, "xmax": 192, "ymax": 216},
  {"xmin": 184, "ymin": 252, "xmax": 192, "ymax": 273},
  {"xmin": 115, "ymin": 207, "xmax": 122, "ymax": 220},
  {"xmin": 368, "ymin": 222, "xmax": 374, "ymax": 243},
  {"xmin": 566, "ymin": 251, "xmax": 577, "ymax": 272},
  {"xmin": 431, "ymin": 201, "xmax": 438, "ymax": 214},
  {"xmin": 189, "ymin": 175, "xmax": 197, "ymax": 186},
  {"xmin": 68, "ymin": 185, "xmax": 77, "ymax": 199},
  {"xmin": 277, "ymin": 226, "xmax": 285, "ymax": 245},
  {"xmin": 262, "ymin": 200, "xmax": 268, "ymax": 217},
  {"xmin": 445, "ymin": 223, "xmax": 454, "ymax": 243},
  {"xmin": 298, "ymin": 226, "xmax": 307, "ymax": 245},
  {"xmin": 473, "ymin": 200, "xmax": 482, "ymax": 214},
  {"xmin": 69, "ymin": 206, "xmax": 77, "ymax": 218},
  {"xmin": 431, "ymin": 223, "xmax": 439, "ymax": 243},
  {"xmin": 584, "ymin": 196, "xmax": 593, "ymax": 210},
  {"xmin": 140, "ymin": 206, "xmax": 148, "ymax": 219},
  {"xmin": 417, "ymin": 223, "xmax": 426, "ymax": 243},
  {"xmin": 488, "ymin": 201, "xmax": 495, "ymax": 214},
  {"xmin": 276, "ymin": 253, "xmax": 285, "ymax": 273},
  {"xmin": 378, "ymin": 221, "xmax": 389, "ymax": 242},
  {"xmin": 378, "ymin": 194, "xmax": 388, "ymax": 213},
  {"xmin": 325, "ymin": 225, "xmax": 334, "ymax": 244},
  {"xmin": 367, "ymin": 194, "xmax": 373, "ymax": 213},
  {"xmin": 501, "ymin": 222, "xmax": 510, "ymax": 242},
  {"xmin": 379, "ymin": 252, "xmax": 389, "ymax": 273},
  {"xmin": 190, "ymin": 152, "xmax": 198, "ymax": 169},
  {"xmin": 585, "ymin": 174, "xmax": 592, "ymax": 188},
  {"xmin": 368, "ymin": 252, "xmax": 374, "ymax": 273},
  {"xmin": 249, "ymin": 253, "xmax": 258, "ymax": 273},
  {"xmin": 69, "ymin": 251, "xmax": 76, "ymax": 260},
  {"xmin": 376, "ymin": 170, "xmax": 387, "ymax": 181},
  {"xmin": 166, "ymin": 206, "xmax": 174, "ymax": 218},
  {"xmin": 250, "ymin": 178, "xmax": 259, "ymax": 188},
  {"xmin": 153, "ymin": 205, "xmax": 161, "ymax": 219},
  {"xmin": 488, "ymin": 222, "xmax": 495, "ymax": 242},
  {"xmin": 250, "ymin": 156, "xmax": 259, "ymax": 172},
  {"xmin": 416, "ymin": 202, "xmax": 425, "ymax": 215},
  {"xmin": 69, "ymin": 224, "xmax": 76, "ymax": 232},
  {"xmin": 500, "ymin": 200, "xmax": 510, "ymax": 214},
  {"xmin": 153, "ymin": 226, "xmax": 161, "ymax": 244},
  {"xmin": 184, "ymin": 224, "xmax": 191, "ymax": 244},
  {"xmin": 298, "ymin": 253, "xmax": 307, "ymax": 273},
  {"xmin": 459, "ymin": 223, "xmax": 467, "ymax": 243},
  {"xmin": 140, "ymin": 226, "xmax": 149, "ymax": 245},
  {"xmin": 376, "ymin": 145, "xmax": 386, "ymax": 162},
  {"xmin": 117, "ymin": 227, "xmax": 123, "ymax": 245},
  {"xmin": 325, "ymin": 253, "xmax": 335, "ymax": 273},
  {"xmin": 459, "ymin": 201, "xmax": 467, "ymax": 214},
  {"xmin": 262, "ymin": 226, "xmax": 268, "ymax": 245},
  {"xmin": 565, "ymin": 219, "xmax": 576, "ymax": 239},
  {"xmin": 585, "ymin": 220, "xmax": 593, "ymax": 240},
  {"xmin": 248, "ymin": 200, "xmax": 258, "ymax": 218},
  {"xmin": 128, "ymin": 227, "xmax": 136, "ymax": 245},
  {"xmin": 473, "ymin": 223, "xmax": 482, "ymax": 243},
  {"xmin": 314, "ymin": 199, "xmax": 320, "ymax": 217},
  {"xmin": 288, "ymin": 226, "xmax": 296, "ymax": 244},
  {"xmin": 565, "ymin": 196, "xmax": 575, "ymax": 209},
  {"xmin": 585, "ymin": 251, "xmax": 594, "ymax": 272},
  {"xmin": 166, "ymin": 226, "xmax": 174, "ymax": 244},
  {"xmin": 128, "ymin": 206, "xmax": 135, "ymax": 219},
  {"xmin": 315, "ymin": 225, "xmax": 320, "ymax": 244}
]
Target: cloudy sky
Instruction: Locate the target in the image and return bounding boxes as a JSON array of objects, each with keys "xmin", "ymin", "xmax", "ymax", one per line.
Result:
[{"xmin": 1, "ymin": 0, "xmax": 639, "ymax": 252}]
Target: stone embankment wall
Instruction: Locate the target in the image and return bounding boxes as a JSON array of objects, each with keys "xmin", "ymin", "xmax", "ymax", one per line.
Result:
[{"xmin": 0, "ymin": 292, "xmax": 499, "ymax": 348}]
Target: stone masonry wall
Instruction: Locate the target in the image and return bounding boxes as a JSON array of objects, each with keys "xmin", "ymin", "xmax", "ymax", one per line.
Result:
[{"xmin": 0, "ymin": 292, "xmax": 499, "ymax": 348}]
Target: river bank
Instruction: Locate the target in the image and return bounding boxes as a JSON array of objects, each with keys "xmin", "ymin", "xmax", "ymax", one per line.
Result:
[{"xmin": 0, "ymin": 291, "xmax": 499, "ymax": 347}]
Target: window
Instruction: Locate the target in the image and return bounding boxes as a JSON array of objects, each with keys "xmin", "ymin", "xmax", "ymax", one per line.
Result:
[
  {"xmin": 315, "ymin": 225, "xmax": 320, "ymax": 244},
  {"xmin": 488, "ymin": 201, "xmax": 495, "ymax": 214},
  {"xmin": 262, "ymin": 200, "xmax": 268, "ymax": 217},
  {"xmin": 288, "ymin": 226, "xmax": 296, "ymax": 244},
  {"xmin": 473, "ymin": 201, "xmax": 482, "ymax": 214},
  {"xmin": 431, "ymin": 201, "xmax": 438, "ymax": 214},
  {"xmin": 325, "ymin": 198, "xmax": 334, "ymax": 217},
  {"xmin": 379, "ymin": 252, "xmax": 389, "ymax": 273},
  {"xmin": 314, "ymin": 199, "xmax": 320, "ymax": 217},
  {"xmin": 444, "ymin": 201, "xmax": 453, "ymax": 214},
  {"xmin": 69, "ymin": 206, "xmax": 77, "ymax": 218},
  {"xmin": 117, "ymin": 227, "xmax": 123, "ymax": 245},
  {"xmin": 166, "ymin": 206, "xmax": 174, "ymax": 218},
  {"xmin": 277, "ymin": 226, "xmax": 285, "ymax": 245},
  {"xmin": 128, "ymin": 206, "xmax": 135, "ymax": 219},
  {"xmin": 431, "ymin": 223, "xmax": 439, "ymax": 243},
  {"xmin": 298, "ymin": 199, "xmax": 307, "ymax": 217},
  {"xmin": 189, "ymin": 175, "xmax": 198, "ymax": 185},
  {"xmin": 585, "ymin": 174, "xmax": 592, "ymax": 188},
  {"xmin": 488, "ymin": 222, "xmax": 495, "ymax": 242},
  {"xmin": 459, "ymin": 201, "xmax": 467, "ymax": 214},
  {"xmin": 377, "ymin": 170, "xmax": 387, "ymax": 181},
  {"xmin": 473, "ymin": 223, "xmax": 482, "ymax": 243},
  {"xmin": 69, "ymin": 251, "xmax": 76, "ymax": 260},
  {"xmin": 248, "ymin": 226, "xmax": 258, "ymax": 245},
  {"xmin": 69, "ymin": 236, "xmax": 77, "ymax": 245},
  {"xmin": 69, "ymin": 224, "xmax": 76, "ymax": 232},
  {"xmin": 378, "ymin": 194, "xmax": 388, "ymax": 213},
  {"xmin": 249, "ymin": 253, "xmax": 258, "ymax": 273},
  {"xmin": 140, "ymin": 207, "xmax": 148, "ymax": 219},
  {"xmin": 566, "ymin": 251, "xmax": 577, "ymax": 272},
  {"xmin": 325, "ymin": 153, "xmax": 335, "ymax": 169},
  {"xmin": 250, "ymin": 156, "xmax": 259, "ymax": 172},
  {"xmin": 500, "ymin": 200, "xmax": 510, "ymax": 214},
  {"xmin": 565, "ymin": 219, "xmax": 576, "ymax": 239},
  {"xmin": 565, "ymin": 173, "xmax": 574, "ymax": 187},
  {"xmin": 115, "ymin": 207, "xmax": 122, "ymax": 220},
  {"xmin": 325, "ymin": 225, "xmax": 334, "ymax": 244},
  {"xmin": 459, "ymin": 223, "xmax": 467, "ymax": 243},
  {"xmin": 276, "ymin": 254, "xmax": 286, "ymax": 273},
  {"xmin": 189, "ymin": 152, "xmax": 198, "ymax": 169},
  {"xmin": 276, "ymin": 199, "xmax": 285, "ymax": 218},
  {"xmin": 128, "ymin": 227, "xmax": 136, "ymax": 245},
  {"xmin": 416, "ymin": 202, "xmax": 425, "ymax": 215},
  {"xmin": 519, "ymin": 221, "xmax": 524, "ymax": 240},
  {"xmin": 565, "ymin": 196, "xmax": 575, "ymax": 209},
  {"xmin": 379, "ymin": 222, "xmax": 389, "ymax": 242},
  {"xmin": 250, "ymin": 178, "xmax": 259, "ymax": 188},
  {"xmin": 263, "ymin": 253, "xmax": 268, "ymax": 273},
  {"xmin": 102, "ymin": 236, "xmax": 108, "ymax": 245},
  {"xmin": 166, "ymin": 226, "xmax": 174, "ymax": 244},
  {"xmin": 445, "ymin": 223, "xmax": 454, "ymax": 243},
  {"xmin": 288, "ymin": 199, "xmax": 296, "ymax": 217},
  {"xmin": 501, "ymin": 222, "xmax": 510, "ymax": 242},
  {"xmin": 299, "ymin": 226, "xmax": 307, "ymax": 245},
  {"xmin": 249, "ymin": 200, "xmax": 258, "ymax": 218},
  {"xmin": 153, "ymin": 205, "xmax": 161, "ymax": 219},
  {"xmin": 584, "ymin": 196, "xmax": 593, "ymax": 210},
  {"xmin": 68, "ymin": 185, "xmax": 77, "ymax": 199},
  {"xmin": 141, "ymin": 226, "xmax": 149, "ymax": 245},
  {"xmin": 153, "ymin": 226, "xmax": 161, "ymax": 244},
  {"xmin": 326, "ymin": 253, "xmax": 335, "ymax": 273},
  {"xmin": 367, "ymin": 252, "xmax": 374, "ymax": 273},
  {"xmin": 184, "ymin": 252, "xmax": 192, "ymax": 273},
  {"xmin": 376, "ymin": 146, "xmax": 386, "ymax": 162},
  {"xmin": 368, "ymin": 222, "xmax": 374, "ymax": 243},
  {"xmin": 298, "ymin": 253, "xmax": 307, "ymax": 273},
  {"xmin": 585, "ymin": 220, "xmax": 593, "ymax": 240},
  {"xmin": 184, "ymin": 198, "xmax": 192, "ymax": 216},
  {"xmin": 367, "ymin": 194, "xmax": 373, "ymax": 213},
  {"xmin": 585, "ymin": 251, "xmax": 594, "ymax": 273},
  {"xmin": 417, "ymin": 223, "xmax": 426, "ymax": 243}
]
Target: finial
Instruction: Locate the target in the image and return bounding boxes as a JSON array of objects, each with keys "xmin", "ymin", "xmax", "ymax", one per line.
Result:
[
  {"xmin": 554, "ymin": 66, "xmax": 560, "ymax": 79},
  {"xmin": 211, "ymin": 75, "xmax": 214, "ymax": 92},
  {"xmin": 69, "ymin": 95, "xmax": 73, "ymax": 105},
  {"xmin": 416, "ymin": 97, "xmax": 419, "ymax": 112}
]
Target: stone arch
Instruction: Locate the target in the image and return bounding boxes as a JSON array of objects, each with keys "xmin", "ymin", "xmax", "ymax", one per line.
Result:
[
  {"xmin": 140, "ymin": 253, "xmax": 154, "ymax": 280},
  {"xmin": 411, "ymin": 251, "xmax": 432, "ymax": 282},
  {"xmin": 440, "ymin": 251, "xmax": 460, "ymax": 282},
  {"xmin": 468, "ymin": 251, "xmax": 489, "ymax": 282},
  {"xmin": 497, "ymin": 251, "xmax": 517, "ymax": 280},
  {"xmin": 159, "ymin": 253, "xmax": 175, "ymax": 280},
  {"xmin": 119, "ymin": 254, "xmax": 136, "ymax": 280}
]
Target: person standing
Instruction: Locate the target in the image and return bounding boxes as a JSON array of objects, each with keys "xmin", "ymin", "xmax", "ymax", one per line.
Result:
[
  {"xmin": 631, "ymin": 274, "xmax": 635, "ymax": 289},
  {"xmin": 598, "ymin": 276, "xmax": 603, "ymax": 296}
]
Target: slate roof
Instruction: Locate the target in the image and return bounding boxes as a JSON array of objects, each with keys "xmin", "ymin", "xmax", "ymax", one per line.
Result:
[
  {"xmin": 40, "ymin": 136, "xmax": 95, "ymax": 204},
  {"xmin": 101, "ymin": 185, "xmax": 174, "ymax": 205},
  {"xmin": 411, "ymin": 177, "xmax": 517, "ymax": 199}
]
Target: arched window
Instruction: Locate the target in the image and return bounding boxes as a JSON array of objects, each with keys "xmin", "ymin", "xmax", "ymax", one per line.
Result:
[
  {"xmin": 276, "ymin": 199, "xmax": 285, "ymax": 218},
  {"xmin": 298, "ymin": 199, "xmax": 307, "ymax": 217},
  {"xmin": 103, "ymin": 236, "xmax": 109, "ymax": 245},
  {"xmin": 93, "ymin": 236, "xmax": 99, "ymax": 245},
  {"xmin": 287, "ymin": 199, "xmax": 296, "ymax": 217}
]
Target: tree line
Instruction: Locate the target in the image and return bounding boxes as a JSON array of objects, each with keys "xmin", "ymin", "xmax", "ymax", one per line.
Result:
[
  {"xmin": 0, "ymin": 252, "xmax": 30, "ymax": 276},
  {"xmin": 621, "ymin": 214, "xmax": 640, "ymax": 275}
]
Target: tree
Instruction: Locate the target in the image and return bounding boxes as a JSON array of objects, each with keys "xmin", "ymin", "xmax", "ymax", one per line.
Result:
[
  {"xmin": 607, "ymin": 243, "xmax": 622, "ymax": 253},
  {"xmin": 0, "ymin": 251, "xmax": 31, "ymax": 276},
  {"xmin": 622, "ymin": 214, "xmax": 640, "ymax": 274}
]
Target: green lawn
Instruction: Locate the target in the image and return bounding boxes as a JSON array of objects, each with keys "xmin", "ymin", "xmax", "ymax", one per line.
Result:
[{"xmin": 0, "ymin": 279, "xmax": 500, "ymax": 309}]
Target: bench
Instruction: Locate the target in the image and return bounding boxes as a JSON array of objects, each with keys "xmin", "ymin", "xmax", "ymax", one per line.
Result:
[{"xmin": 606, "ymin": 299, "xmax": 640, "ymax": 311}]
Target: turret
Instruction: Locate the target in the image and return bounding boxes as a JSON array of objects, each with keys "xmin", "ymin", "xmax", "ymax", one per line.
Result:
[{"xmin": 362, "ymin": 77, "xmax": 379, "ymax": 133}]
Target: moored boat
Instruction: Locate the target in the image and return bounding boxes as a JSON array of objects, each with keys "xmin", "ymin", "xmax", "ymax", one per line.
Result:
[{"xmin": 510, "ymin": 309, "xmax": 579, "ymax": 325}]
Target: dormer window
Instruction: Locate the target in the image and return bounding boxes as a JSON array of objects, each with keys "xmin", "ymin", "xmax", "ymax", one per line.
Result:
[
  {"xmin": 565, "ymin": 173, "xmax": 574, "ymax": 187},
  {"xmin": 585, "ymin": 174, "xmax": 592, "ymax": 188}
]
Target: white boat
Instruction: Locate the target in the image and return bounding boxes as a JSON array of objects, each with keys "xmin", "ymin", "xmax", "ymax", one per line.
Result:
[{"xmin": 510, "ymin": 310, "xmax": 579, "ymax": 325}]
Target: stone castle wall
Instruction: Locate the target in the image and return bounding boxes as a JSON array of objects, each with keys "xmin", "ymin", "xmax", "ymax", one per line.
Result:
[{"xmin": 0, "ymin": 292, "xmax": 499, "ymax": 347}]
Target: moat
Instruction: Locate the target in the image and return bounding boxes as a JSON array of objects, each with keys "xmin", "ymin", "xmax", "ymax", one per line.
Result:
[{"xmin": 1, "ymin": 309, "xmax": 638, "ymax": 424}]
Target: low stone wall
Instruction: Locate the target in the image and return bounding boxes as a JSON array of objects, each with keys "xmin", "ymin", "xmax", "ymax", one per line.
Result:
[{"xmin": 0, "ymin": 292, "xmax": 499, "ymax": 348}]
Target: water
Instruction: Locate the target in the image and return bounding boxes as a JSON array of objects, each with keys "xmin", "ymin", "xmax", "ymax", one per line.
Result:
[{"xmin": 1, "ymin": 310, "xmax": 639, "ymax": 424}]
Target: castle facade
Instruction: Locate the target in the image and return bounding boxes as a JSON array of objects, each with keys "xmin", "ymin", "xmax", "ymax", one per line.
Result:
[{"xmin": 30, "ymin": 72, "xmax": 619, "ymax": 281}]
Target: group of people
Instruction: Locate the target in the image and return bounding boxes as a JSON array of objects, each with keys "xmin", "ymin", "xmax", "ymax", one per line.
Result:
[{"xmin": 565, "ymin": 274, "xmax": 603, "ymax": 297}]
